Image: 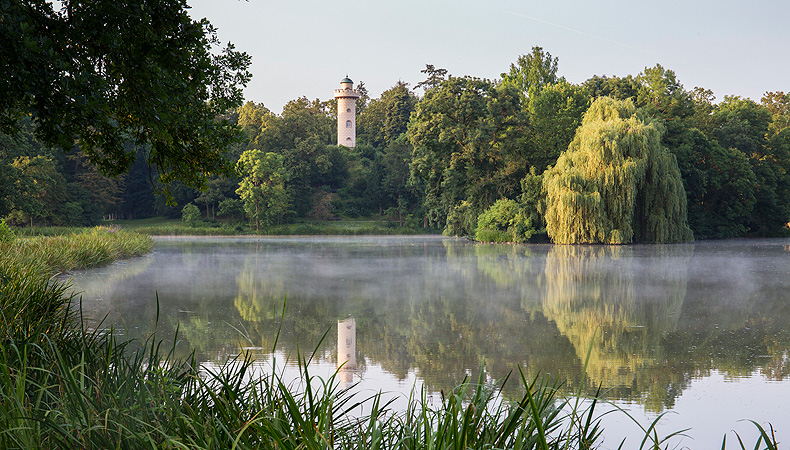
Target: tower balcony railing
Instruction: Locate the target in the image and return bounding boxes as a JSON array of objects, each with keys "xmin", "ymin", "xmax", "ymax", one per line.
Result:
[{"xmin": 334, "ymin": 88, "xmax": 361, "ymax": 98}]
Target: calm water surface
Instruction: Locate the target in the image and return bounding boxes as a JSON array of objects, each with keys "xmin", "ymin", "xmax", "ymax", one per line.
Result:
[{"xmin": 70, "ymin": 236, "xmax": 790, "ymax": 448}]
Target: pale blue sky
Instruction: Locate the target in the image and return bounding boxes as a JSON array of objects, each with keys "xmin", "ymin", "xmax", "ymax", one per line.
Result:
[{"xmin": 189, "ymin": 0, "xmax": 788, "ymax": 113}]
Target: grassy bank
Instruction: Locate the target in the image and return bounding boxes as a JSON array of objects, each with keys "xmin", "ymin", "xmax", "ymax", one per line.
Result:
[
  {"xmin": 107, "ymin": 216, "xmax": 438, "ymax": 236},
  {"xmin": 2, "ymin": 225, "xmax": 154, "ymax": 274},
  {"xmin": 1, "ymin": 226, "xmax": 153, "ymax": 344},
  {"xmin": 0, "ymin": 227, "xmax": 780, "ymax": 449}
]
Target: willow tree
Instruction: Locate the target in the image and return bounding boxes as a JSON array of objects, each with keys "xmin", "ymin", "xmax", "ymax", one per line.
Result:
[{"xmin": 543, "ymin": 97, "xmax": 693, "ymax": 244}]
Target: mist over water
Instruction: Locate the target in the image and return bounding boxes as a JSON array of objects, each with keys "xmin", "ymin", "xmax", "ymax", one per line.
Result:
[{"xmin": 70, "ymin": 236, "xmax": 790, "ymax": 447}]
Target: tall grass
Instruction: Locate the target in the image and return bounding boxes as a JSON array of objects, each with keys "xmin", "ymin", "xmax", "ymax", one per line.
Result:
[
  {"xmin": 0, "ymin": 319, "xmax": 601, "ymax": 449},
  {"xmin": 1, "ymin": 226, "xmax": 153, "ymax": 274},
  {"xmin": 108, "ymin": 216, "xmax": 437, "ymax": 236},
  {"xmin": 3, "ymin": 321, "xmax": 779, "ymax": 449}
]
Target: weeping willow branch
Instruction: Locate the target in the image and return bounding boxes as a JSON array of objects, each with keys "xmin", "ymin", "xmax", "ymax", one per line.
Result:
[{"xmin": 543, "ymin": 97, "xmax": 693, "ymax": 244}]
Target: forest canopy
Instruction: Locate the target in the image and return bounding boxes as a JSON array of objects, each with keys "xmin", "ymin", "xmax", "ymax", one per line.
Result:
[{"xmin": 1, "ymin": 35, "xmax": 788, "ymax": 242}]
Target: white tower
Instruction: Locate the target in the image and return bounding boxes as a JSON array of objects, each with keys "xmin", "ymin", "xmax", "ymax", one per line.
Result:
[{"xmin": 334, "ymin": 76, "xmax": 361, "ymax": 147}]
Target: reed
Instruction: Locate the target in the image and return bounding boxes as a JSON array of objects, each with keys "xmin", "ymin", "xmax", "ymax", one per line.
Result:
[
  {"xmin": 0, "ymin": 226, "xmax": 153, "ymax": 274},
  {"xmin": 4, "ymin": 322, "xmax": 778, "ymax": 449}
]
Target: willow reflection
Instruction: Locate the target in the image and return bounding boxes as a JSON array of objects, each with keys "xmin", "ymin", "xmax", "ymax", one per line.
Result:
[{"xmin": 541, "ymin": 244, "xmax": 692, "ymax": 411}]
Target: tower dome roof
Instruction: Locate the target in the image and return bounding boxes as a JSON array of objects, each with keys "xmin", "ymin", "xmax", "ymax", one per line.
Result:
[{"xmin": 341, "ymin": 77, "xmax": 353, "ymax": 84}]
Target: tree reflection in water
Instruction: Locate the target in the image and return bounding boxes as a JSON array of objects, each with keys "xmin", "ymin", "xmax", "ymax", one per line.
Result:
[
  {"xmin": 71, "ymin": 237, "xmax": 790, "ymax": 418},
  {"xmin": 541, "ymin": 244, "xmax": 692, "ymax": 412}
]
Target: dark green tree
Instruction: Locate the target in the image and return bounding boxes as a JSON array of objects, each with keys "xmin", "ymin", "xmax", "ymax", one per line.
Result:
[
  {"xmin": 583, "ymin": 74, "xmax": 640, "ymax": 102},
  {"xmin": 501, "ymin": 46, "xmax": 560, "ymax": 99},
  {"xmin": 358, "ymin": 82, "xmax": 417, "ymax": 148},
  {"xmin": 236, "ymin": 150, "xmax": 289, "ymax": 231},
  {"xmin": 689, "ymin": 87, "xmax": 717, "ymax": 136},
  {"xmin": 237, "ymin": 101, "xmax": 273, "ymax": 150},
  {"xmin": 408, "ymin": 77, "xmax": 527, "ymax": 234},
  {"xmin": 195, "ymin": 176, "xmax": 238, "ymax": 219},
  {"xmin": 119, "ymin": 146, "xmax": 156, "ymax": 219},
  {"xmin": 7, "ymin": 155, "xmax": 67, "ymax": 226},
  {"xmin": 713, "ymin": 96, "xmax": 790, "ymax": 234},
  {"xmin": 671, "ymin": 128, "xmax": 756, "ymax": 238},
  {"xmin": 381, "ymin": 136, "xmax": 418, "ymax": 209},
  {"xmin": 239, "ymin": 98, "xmax": 337, "ymax": 217},
  {"xmin": 355, "ymin": 80, "xmax": 370, "ymax": 114},
  {"xmin": 415, "ymin": 64, "xmax": 449, "ymax": 92},
  {"xmin": 526, "ymin": 81, "xmax": 591, "ymax": 172},
  {"xmin": 712, "ymin": 96, "xmax": 771, "ymax": 156},
  {"xmin": 0, "ymin": 164, "xmax": 13, "ymax": 218},
  {"xmin": 65, "ymin": 150, "xmax": 122, "ymax": 221},
  {"xmin": 0, "ymin": 0, "xmax": 251, "ymax": 193},
  {"xmin": 635, "ymin": 64, "xmax": 695, "ymax": 123}
]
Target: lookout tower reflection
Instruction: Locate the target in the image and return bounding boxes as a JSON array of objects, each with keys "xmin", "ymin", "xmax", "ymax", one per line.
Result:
[{"xmin": 338, "ymin": 318, "xmax": 357, "ymax": 383}]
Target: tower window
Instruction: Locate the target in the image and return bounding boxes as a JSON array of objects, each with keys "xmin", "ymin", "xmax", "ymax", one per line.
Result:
[
  {"xmin": 346, "ymin": 120, "xmax": 352, "ymax": 128},
  {"xmin": 346, "ymin": 137, "xmax": 352, "ymax": 141},
  {"xmin": 346, "ymin": 108, "xmax": 351, "ymax": 113}
]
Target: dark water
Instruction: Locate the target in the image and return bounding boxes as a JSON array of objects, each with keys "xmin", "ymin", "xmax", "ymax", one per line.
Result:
[{"xmin": 70, "ymin": 236, "xmax": 790, "ymax": 447}]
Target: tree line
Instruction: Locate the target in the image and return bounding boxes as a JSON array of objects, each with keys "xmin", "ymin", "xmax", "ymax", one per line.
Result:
[{"xmin": 2, "ymin": 21, "xmax": 788, "ymax": 240}]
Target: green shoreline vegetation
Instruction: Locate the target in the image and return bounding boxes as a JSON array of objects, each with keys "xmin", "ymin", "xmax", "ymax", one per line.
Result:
[
  {"xmin": 122, "ymin": 217, "xmax": 436, "ymax": 237},
  {"xmin": 4, "ymin": 50, "xmax": 790, "ymax": 244},
  {"xmin": 0, "ymin": 226, "xmax": 781, "ymax": 448}
]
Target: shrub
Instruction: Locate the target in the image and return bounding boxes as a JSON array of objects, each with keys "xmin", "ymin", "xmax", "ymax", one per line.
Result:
[
  {"xmin": 475, "ymin": 199, "xmax": 535, "ymax": 243},
  {"xmin": 0, "ymin": 220, "xmax": 13, "ymax": 243},
  {"xmin": 474, "ymin": 228, "xmax": 513, "ymax": 243},
  {"xmin": 181, "ymin": 203, "xmax": 202, "ymax": 224},
  {"xmin": 445, "ymin": 200, "xmax": 478, "ymax": 237}
]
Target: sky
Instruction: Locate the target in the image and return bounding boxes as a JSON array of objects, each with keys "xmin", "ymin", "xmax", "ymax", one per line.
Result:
[{"xmin": 187, "ymin": 0, "xmax": 789, "ymax": 114}]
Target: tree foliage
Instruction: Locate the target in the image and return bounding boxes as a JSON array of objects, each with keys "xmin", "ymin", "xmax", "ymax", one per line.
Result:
[
  {"xmin": 357, "ymin": 81, "xmax": 417, "ymax": 148},
  {"xmin": 408, "ymin": 76, "xmax": 527, "ymax": 234},
  {"xmin": 181, "ymin": 203, "xmax": 201, "ymax": 224},
  {"xmin": 0, "ymin": 0, "xmax": 251, "ymax": 191},
  {"xmin": 2, "ymin": 39, "xmax": 787, "ymax": 237},
  {"xmin": 583, "ymin": 75, "xmax": 640, "ymax": 103},
  {"xmin": 526, "ymin": 81, "xmax": 591, "ymax": 172},
  {"xmin": 235, "ymin": 150, "xmax": 289, "ymax": 231},
  {"xmin": 671, "ymin": 128, "xmax": 756, "ymax": 238},
  {"xmin": 475, "ymin": 199, "xmax": 535, "ymax": 243},
  {"xmin": 415, "ymin": 64, "xmax": 448, "ymax": 92},
  {"xmin": 501, "ymin": 46, "xmax": 560, "ymax": 99},
  {"xmin": 7, "ymin": 155, "xmax": 67, "ymax": 226},
  {"xmin": 543, "ymin": 97, "xmax": 693, "ymax": 244},
  {"xmin": 635, "ymin": 64, "xmax": 695, "ymax": 122},
  {"xmin": 712, "ymin": 96, "xmax": 790, "ymax": 234}
]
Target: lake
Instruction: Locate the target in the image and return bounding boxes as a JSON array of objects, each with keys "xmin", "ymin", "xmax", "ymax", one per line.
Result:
[{"xmin": 69, "ymin": 236, "xmax": 790, "ymax": 448}]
